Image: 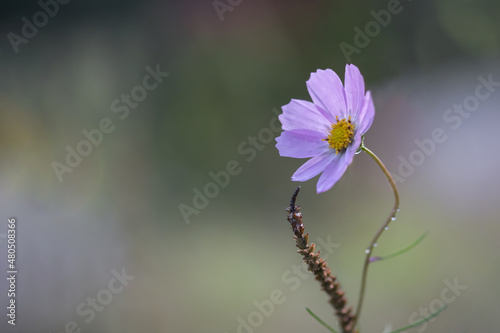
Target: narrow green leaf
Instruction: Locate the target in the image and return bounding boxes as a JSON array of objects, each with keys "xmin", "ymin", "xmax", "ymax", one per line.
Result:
[
  {"xmin": 306, "ymin": 308, "xmax": 339, "ymax": 333},
  {"xmin": 371, "ymin": 231, "xmax": 429, "ymax": 263},
  {"xmin": 387, "ymin": 304, "xmax": 447, "ymax": 333}
]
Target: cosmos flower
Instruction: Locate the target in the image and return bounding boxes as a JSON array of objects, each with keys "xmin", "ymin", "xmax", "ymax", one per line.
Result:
[{"xmin": 276, "ymin": 64, "xmax": 375, "ymax": 193}]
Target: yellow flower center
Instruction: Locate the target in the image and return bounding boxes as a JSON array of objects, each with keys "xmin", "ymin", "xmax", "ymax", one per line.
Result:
[{"xmin": 324, "ymin": 116, "xmax": 355, "ymax": 154}]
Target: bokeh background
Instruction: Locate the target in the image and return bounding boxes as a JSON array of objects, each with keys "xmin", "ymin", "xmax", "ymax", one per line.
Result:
[{"xmin": 0, "ymin": 0, "xmax": 499, "ymax": 332}]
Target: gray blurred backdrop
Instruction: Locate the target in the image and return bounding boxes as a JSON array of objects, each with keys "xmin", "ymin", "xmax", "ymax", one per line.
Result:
[{"xmin": 0, "ymin": 0, "xmax": 499, "ymax": 332}]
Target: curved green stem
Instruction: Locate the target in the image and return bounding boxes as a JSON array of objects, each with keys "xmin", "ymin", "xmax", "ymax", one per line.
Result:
[
  {"xmin": 370, "ymin": 231, "xmax": 428, "ymax": 263},
  {"xmin": 353, "ymin": 145, "xmax": 400, "ymax": 326}
]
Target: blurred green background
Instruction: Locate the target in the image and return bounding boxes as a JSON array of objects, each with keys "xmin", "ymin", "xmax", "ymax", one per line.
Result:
[{"xmin": 1, "ymin": 0, "xmax": 499, "ymax": 332}]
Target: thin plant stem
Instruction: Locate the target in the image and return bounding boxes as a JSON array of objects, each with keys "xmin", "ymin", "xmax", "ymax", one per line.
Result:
[
  {"xmin": 353, "ymin": 145, "xmax": 400, "ymax": 326},
  {"xmin": 370, "ymin": 231, "xmax": 428, "ymax": 263},
  {"xmin": 386, "ymin": 305, "xmax": 447, "ymax": 333},
  {"xmin": 306, "ymin": 308, "xmax": 340, "ymax": 333}
]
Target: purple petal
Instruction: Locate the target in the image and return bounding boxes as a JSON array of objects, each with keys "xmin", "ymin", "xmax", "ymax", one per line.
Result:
[
  {"xmin": 356, "ymin": 91, "xmax": 375, "ymax": 135},
  {"xmin": 276, "ymin": 129, "xmax": 329, "ymax": 158},
  {"xmin": 347, "ymin": 133, "xmax": 362, "ymax": 158},
  {"xmin": 280, "ymin": 99, "xmax": 331, "ymax": 133},
  {"xmin": 291, "ymin": 150, "xmax": 338, "ymax": 182},
  {"xmin": 306, "ymin": 69, "xmax": 346, "ymax": 121},
  {"xmin": 344, "ymin": 64, "xmax": 365, "ymax": 119},
  {"xmin": 316, "ymin": 148, "xmax": 354, "ymax": 193}
]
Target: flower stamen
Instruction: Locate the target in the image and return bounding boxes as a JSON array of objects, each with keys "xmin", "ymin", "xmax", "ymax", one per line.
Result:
[{"xmin": 324, "ymin": 116, "xmax": 355, "ymax": 154}]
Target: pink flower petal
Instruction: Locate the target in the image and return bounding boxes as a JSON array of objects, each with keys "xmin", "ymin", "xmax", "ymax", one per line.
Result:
[
  {"xmin": 348, "ymin": 133, "xmax": 363, "ymax": 156},
  {"xmin": 344, "ymin": 64, "xmax": 365, "ymax": 119},
  {"xmin": 276, "ymin": 129, "xmax": 329, "ymax": 158},
  {"xmin": 306, "ymin": 69, "xmax": 346, "ymax": 121},
  {"xmin": 280, "ymin": 99, "xmax": 331, "ymax": 133},
  {"xmin": 291, "ymin": 150, "xmax": 338, "ymax": 182},
  {"xmin": 316, "ymin": 145, "xmax": 356, "ymax": 193},
  {"xmin": 356, "ymin": 91, "xmax": 375, "ymax": 135}
]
